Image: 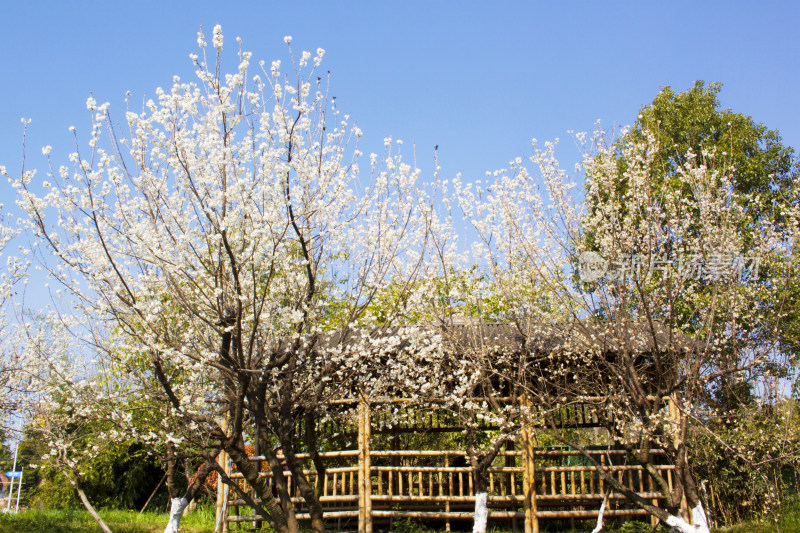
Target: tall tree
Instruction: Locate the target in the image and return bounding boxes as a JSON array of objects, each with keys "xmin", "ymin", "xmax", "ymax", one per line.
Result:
[
  {"xmin": 455, "ymin": 126, "xmax": 798, "ymax": 532},
  {"xmin": 587, "ymin": 81, "xmax": 799, "ymax": 407},
  {"xmin": 630, "ymin": 82, "xmax": 796, "ymax": 206},
  {"xmin": 10, "ymin": 26, "xmax": 429, "ymax": 533},
  {"xmin": 0, "ymin": 205, "xmax": 28, "ymax": 435}
]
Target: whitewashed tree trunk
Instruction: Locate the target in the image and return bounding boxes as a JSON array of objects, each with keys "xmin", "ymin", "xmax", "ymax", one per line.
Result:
[
  {"xmin": 590, "ymin": 490, "xmax": 611, "ymax": 533},
  {"xmin": 164, "ymin": 497, "xmax": 190, "ymax": 533},
  {"xmin": 665, "ymin": 502, "xmax": 710, "ymax": 533},
  {"xmin": 472, "ymin": 492, "xmax": 488, "ymax": 533}
]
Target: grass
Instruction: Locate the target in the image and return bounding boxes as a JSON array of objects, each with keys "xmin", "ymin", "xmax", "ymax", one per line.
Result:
[
  {"xmin": 0, "ymin": 505, "xmax": 217, "ymax": 533},
  {"xmin": 713, "ymin": 495, "xmax": 800, "ymax": 533},
  {"xmin": 0, "ymin": 498, "xmax": 798, "ymax": 533}
]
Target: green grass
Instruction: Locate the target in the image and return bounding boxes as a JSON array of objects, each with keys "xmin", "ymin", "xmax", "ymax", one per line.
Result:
[
  {"xmin": 714, "ymin": 496, "xmax": 800, "ymax": 533},
  {"xmin": 0, "ymin": 505, "xmax": 217, "ymax": 533},
  {"xmin": 1, "ymin": 499, "xmax": 798, "ymax": 533}
]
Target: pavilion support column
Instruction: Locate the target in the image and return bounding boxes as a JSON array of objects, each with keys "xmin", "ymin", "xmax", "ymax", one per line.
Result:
[
  {"xmin": 214, "ymin": 449, "xmax": 230, "ymax": 533},
  {"xmin": 521, "ymin": 397, "xmax": 539, "ymax": 533},
  {"xmin": 214, "ymin": 414, "xmax": 230, "ymax": 533},
  {"xmin": 358, "ymin": 396, "xmax": 373, "ymax": 533},
  {"xmin": 506, "ymin": 439, "xmax": 518, "ymax": 532},
  {"xmin": 668, "ymin": 395, "xmax": 690, "ymax": 523}
]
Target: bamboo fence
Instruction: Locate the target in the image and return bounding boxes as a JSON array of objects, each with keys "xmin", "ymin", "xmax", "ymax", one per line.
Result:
[{"xmin": 218, "ymin": 397, "xmax": 678, "ymax": 532}]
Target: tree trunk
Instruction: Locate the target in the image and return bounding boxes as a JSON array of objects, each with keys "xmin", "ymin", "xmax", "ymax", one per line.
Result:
[
  {"xmin": 466, "ymin": 426, "xmax": 511, "ymax": 533},
  {"xmin": 60, "ymin": 466, "xmax": 111, "ymax": 533},
  {"xmin": 284, "ymin": 445, "xmax": 325, "ymax": 533},
  {"xmin": 471, "ymin": 465, "xmax": 490, "ymax": 533},
  {"xmin": 163, "ymin": 456, "xmax": 219, "ymax": 533},
  {"xmin": 665, "ymin": 501, "xmax": 710, "ymax": 533},
  {"xmin": 164, "ymin": 497, "xmax": 189, "ymax": 533},
  {"xmin": 590, "ymin": 489, "xmax": 611, "ymax": 533},
  {"xmin": 224, "ymin": 441, "xmax": 292, "ymax": 533},
  {"xmin": 305, "ymin": 410, "xmax": 327, "ymax": 533},
  {"xmin": 473, "ymin": 492, "xmax": 489, "ymax": 533},
  {"xmin": 165, "ymin": 441, "xmax": 179, "ymax": 499},
  {"xmin": 72, "ymin": 482, "xmax": 113, "ymax": 533},
  {"xmin": 290, "ymin": 467, "xmax": 324, "ymax": 533}
]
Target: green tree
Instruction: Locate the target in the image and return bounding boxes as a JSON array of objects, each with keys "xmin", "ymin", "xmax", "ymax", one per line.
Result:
[
  {"xmin": 578, "ymin": 81, "xmax": 800, "ymax": 525},
  {"xmin": 29, "ymin": 439, "xmax": 167, "ymax": 511},
  {"xmin": 628, "ymin": 81, "xmax": 796, "ymax": 223},
  {"xmin": 586, "ymin": 81, "xmax": 797, "ymax": 250},
  {"xmin": 589, "ymin": 81, "xmax": 799, "ymax": 389},
  {"xmin": 634, "ymin": 81, "xmax": 799, "ymax": 392}
]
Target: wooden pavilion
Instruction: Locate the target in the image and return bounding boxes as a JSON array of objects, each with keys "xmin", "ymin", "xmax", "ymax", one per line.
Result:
[{"xmin": 216, "ymin": 321, "xmax": 691, "ymax": 532}]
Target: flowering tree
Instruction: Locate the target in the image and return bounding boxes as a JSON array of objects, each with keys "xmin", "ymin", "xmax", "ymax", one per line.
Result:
[
  {"xmin": 455, "ymin": 129, "xmax": 798, "ymax": 532},
  {"xmin": 611, "ymin": 82, "xmax": 799, "ymax": 410},
  {"xmin": 0, "ymin": 206, "xmax": 28, "ymax": 434},
  {"xmin": 11, "ymin": 26, "xmax": 429, "ymax": 533},
  {"xmin": 440, "ymin": 329, "xmax": 522, "ymax": 533},
  {"xmin": 17, "ymin": 315, "xmax": 124, "ymax": 533},
  {"xmin": 372, "ymin": 190, "xmax": 527, "ymax": 533},
  {"xmin": 0, "ymin": 197, "xmax": 132, "ymax": 529}
]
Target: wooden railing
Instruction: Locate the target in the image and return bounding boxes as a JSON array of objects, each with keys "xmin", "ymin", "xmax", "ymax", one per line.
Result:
[
  {"xmin": 219, "ymin": 397, "xmax": 678, "ymax": 532},
  {"xmin": 224, "ymin": 448, "xmax": 672, "ymax": 531}
]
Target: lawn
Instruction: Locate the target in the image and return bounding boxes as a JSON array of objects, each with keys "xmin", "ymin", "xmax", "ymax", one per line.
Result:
[
  {"xmin": 0, "ymin": 506, "xmax": 216, "ymax": 533},
  {"xmin": 1, "ymin": 499, "xmax": 798, "ymax": 533}
]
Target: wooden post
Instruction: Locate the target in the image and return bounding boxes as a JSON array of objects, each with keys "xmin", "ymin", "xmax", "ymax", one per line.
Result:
[
  {"xmin": 358, "ymin": 398, "xmax": 365, "ymax": 533},
  {"xmin": 506, "ymin": 439, "xmax": 518, "ymax": 532},
  {"xmin": 215, "ymin": 415, "xmax": 230, "ymax": 533},
  {"xmin": 365, "ymin": 399, "xmax": 372, "ymax": 533},
  {"xmin": 668, "ymin": 395, "xmax": 690, "ymax": 523},
  {"xmin": 358, "ymin": 396, "xmax": 373, "ymax": 533},
  {"xmin": 521, "ymin": 397, "xmax": 539, "ymax": 533},
  {"xmin": 445, "ymin": 456, "xmax": 452, "ymax": 533},
  {"xmin": 214, "ymin": 450, "xmax": 230, "ymax": 533}
]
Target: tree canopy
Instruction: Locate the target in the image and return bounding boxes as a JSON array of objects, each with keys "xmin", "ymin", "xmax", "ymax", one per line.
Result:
[{"xmin": 629, "ymin": 81, "xmax": 796, "ymax": 207}]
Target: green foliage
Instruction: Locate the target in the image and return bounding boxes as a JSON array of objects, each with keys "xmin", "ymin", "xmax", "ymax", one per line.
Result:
[
  {"xmin": 586, "ymin": 80, "xmax": 797, "ymax": 248},
  {"xmin": 0, "ymin": 429, "xmax": 12, "ymax": 469},
  {"xmin": 0, "ymin": 428, "xmax": 44, "ymax": 508},
  {"xmin": 690, "ymin": 400, "xmax": 800, "ymax": 526},
  {"xmin": 586, "ymin": 81, "xmax": 798, "ymax": 276},
  {"xmin": 28, "ymin": 439, "xmax": 166, "ymax": 511},
  {"xmin": 392, "ymin": 515, "xmax": 434, "ymax": 533},
  {"xmin": 630, "ymin": 81, "xmax": 796, "ymax": 213},
  {"xmin": 610, "ymin": 522, "xmax": 661, "ymax": 533},
  {"xmin": 622, "ymin": 82, "xmax": 800, "ymax": 361},
  {"xmin": 714, "ymin": 494, "xmax": 800, "ymax": 532}
]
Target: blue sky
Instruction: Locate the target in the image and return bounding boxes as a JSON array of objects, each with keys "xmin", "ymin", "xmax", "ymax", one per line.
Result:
[
  {"xmin": 1, "ymin": 1, "xmax": 798, "ymax": 222},
  {"xmin": 0, "ymin": 1, "xmax": 797, "ymax": 440},
  {"xmin": 2, "ymin": 2, "xmax": 799, "ymax": 196}
]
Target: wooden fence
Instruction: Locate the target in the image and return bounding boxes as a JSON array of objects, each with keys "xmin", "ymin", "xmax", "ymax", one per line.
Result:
[{"xmin": 220, "ymin": 400, "xmax": 675, "ymax": 532}]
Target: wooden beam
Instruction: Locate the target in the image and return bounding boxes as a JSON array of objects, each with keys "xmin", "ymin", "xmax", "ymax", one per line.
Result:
[
  {"xmin": 521, "ymin": 396, "xmax": 539, "ymax": 533},
  {"xmin": 358, "ymin": 395, "xmax": 373, "ymax": 533},
  {"xmin": 364, "ymin": 398, "xmax": 372, "ymax": 533},
  {"xmin": 358, "ymin": 397, "xmax": 365, "ymax": 533}
]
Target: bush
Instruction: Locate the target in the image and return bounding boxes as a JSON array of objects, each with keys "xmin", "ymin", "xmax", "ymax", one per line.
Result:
[
  {"xmin": 29, "ymin": 440, "xmax": 167, "ymax": 511},
  {"xmin": 690, "ymin": 400, "xmax": 800, "ymax": 527}
]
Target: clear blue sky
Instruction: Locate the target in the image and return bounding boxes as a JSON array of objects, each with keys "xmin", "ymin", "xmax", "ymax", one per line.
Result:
[
  {"xmin": 1, "ymin": 1, "xmax": 798, "ymax": 217},
  {"xmin": 0, "ymin": 1, "xmax": 798, "ymax": 441}
]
